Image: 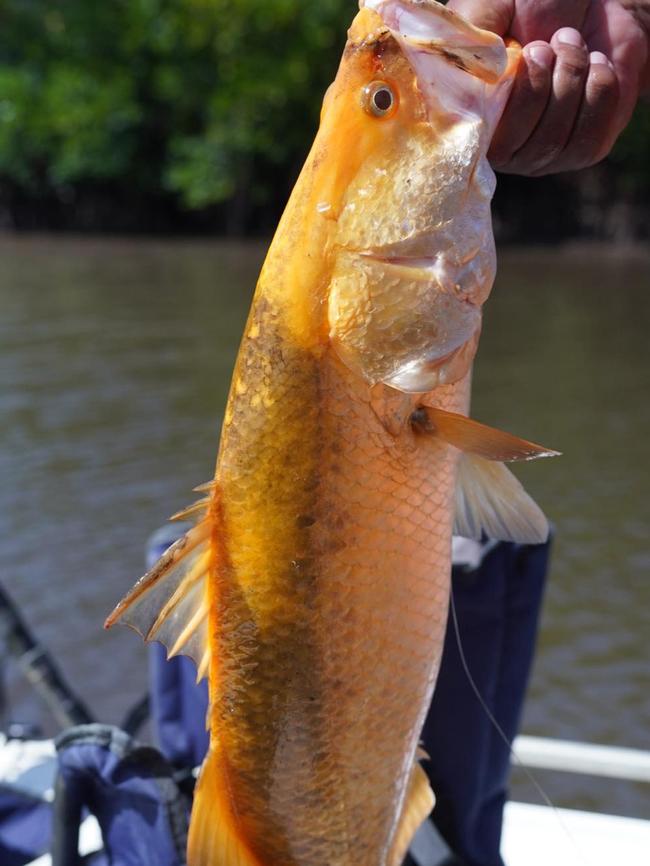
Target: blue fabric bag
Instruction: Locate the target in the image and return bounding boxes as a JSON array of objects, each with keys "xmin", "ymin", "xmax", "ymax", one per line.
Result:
[
  {"xmin": 0, "ymin": 790, "xmax": 51, "ymax": 866},
  {"xmin": 54, "ymin": 724, "xmax": 190, "ymax": 866}
]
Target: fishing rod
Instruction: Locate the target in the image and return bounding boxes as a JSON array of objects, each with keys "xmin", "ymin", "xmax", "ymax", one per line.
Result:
[{"xmin": 0, "ymin": 579, "xmax": 94, "ymax": 730}]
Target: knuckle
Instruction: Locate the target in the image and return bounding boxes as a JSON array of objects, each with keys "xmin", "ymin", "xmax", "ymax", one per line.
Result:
[
  {"xmin": 526, "ymin": 64, "xmax": 553, "ymax": 94},
  {"xmin": 562, "ymin": 122, "xmax": 614, "ymax": 169},
  {"xmin": 556, "ymin": 45, "xmax": 589, "ymax": 77},
  {"xmin": 515, "ymin": 144, "xmax": 562, "ymax": 176},
  {"xmin": 587, "ymin": 68, "xmax": 619, "ymax": 104}
]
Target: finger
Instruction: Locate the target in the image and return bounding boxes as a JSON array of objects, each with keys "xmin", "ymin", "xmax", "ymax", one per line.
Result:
[
  {"xmin": 445, "ymin": 0, "xmax": 513, "ymax": 36},
  {"xmin": 550, "ymin": 52, "xmax": 621, "ymax": 172},
  {"xmin": 507, "ymin": 0, "xmax": 591, "ymax": 44},
  {"xmin": 508, "ymin": 28, "xmax": 590, "ymax": 176},
  {"xmin": 489, "ymin": 42, "xmax": 555, "ymax": 170},
  {"xmin": 582, "ymin": 0, "xmax": 648, "ymax": 125}
]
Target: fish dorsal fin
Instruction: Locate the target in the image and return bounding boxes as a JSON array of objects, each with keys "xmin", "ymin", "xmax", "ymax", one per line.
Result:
[
  {"xmin": 454, "ymin": 454, "xmax": 549, "ymax": 544},
  {"xmin": 105, "ymin": 495, "xmax": 214, "ymax": 681},
  {"xmin": 387, "ymin": 756, "xmax": 435, "ymax": 866}
]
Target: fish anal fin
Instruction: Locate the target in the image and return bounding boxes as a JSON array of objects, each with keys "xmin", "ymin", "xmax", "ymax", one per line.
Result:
[
  {"xmin": 388, "ymin": 758, "xmax": 435, "ymax": 866},
  {"xmin": 416, "ymin": 406, "xmax": 560, "ymax": 462},
  {"xmin": 454, "ymin": 453, "xmax": 550, "ymax": 544},
  {"xmin": 105, "ymin": 496, "xmax": 218, "ymax": 681},
  {"xmin": 188, "ymin": 747, "xmax": 263, "ymax": 866}
]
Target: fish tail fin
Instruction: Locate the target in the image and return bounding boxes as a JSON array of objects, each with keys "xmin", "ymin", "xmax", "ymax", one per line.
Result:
[{"xmin": 188, "ymin": 747, "xmax": 262, "ymax": 866}]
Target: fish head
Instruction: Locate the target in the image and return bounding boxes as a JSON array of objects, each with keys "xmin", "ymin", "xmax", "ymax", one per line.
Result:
[{"xmin": 319, "ymin": 0, "xmax": 519, "ymax": 393}]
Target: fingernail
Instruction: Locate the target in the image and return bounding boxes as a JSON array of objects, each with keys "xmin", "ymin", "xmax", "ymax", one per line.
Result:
[
  {"xmin": 555, "ymin": 27, "xmax": 585, "ymax": 48},
  {"xmin": 525, "ymin": 44, "xmax": 554, "ymax": 67},
  {"xmin": 590, "ymin": 50, "xmax": 613, "ymax": 68}
]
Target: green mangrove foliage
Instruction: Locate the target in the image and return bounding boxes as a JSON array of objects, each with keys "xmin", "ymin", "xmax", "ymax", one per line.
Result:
[
  {"xmin": 0, "ymin": 0, "xmax": 648, "ymax": 236},
  {"xmin": 0, "ymin": 0, "xmax": 350, "ymax": 229}
]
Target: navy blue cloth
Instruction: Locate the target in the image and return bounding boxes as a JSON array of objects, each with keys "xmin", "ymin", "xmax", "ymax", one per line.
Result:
[
  {"xmin": 421, "ymin": 539, "xmax": 552, "ymax": 866},
  {"xmin": 150, "ymin": 651, "xmax": 209, "ymax": 769},
  {"xmin": 0, "ymin": 790, "xmax": 51, "ymax": 866},
  {"xmin": 55, "ymin": 724, "xmax": 190, "ymax": 866}
]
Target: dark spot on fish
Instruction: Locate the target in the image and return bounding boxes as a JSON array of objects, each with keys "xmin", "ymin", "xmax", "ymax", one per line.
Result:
[
  {"xmin": 410, "ymin": 407, "xmax": 434, "ymax": 435},
  {"xmin": 296, "ymin": 514, "xmax": 316, "ymax": 529},
  {"xmin": 473, "ymin": 53, "xmax": 481, "ymax": 60}
]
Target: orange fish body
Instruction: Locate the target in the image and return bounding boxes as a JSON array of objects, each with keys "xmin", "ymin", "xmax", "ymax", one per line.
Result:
[{"xmin": 107, "ymin": 3, "xmax": 556, "ymax": 865}]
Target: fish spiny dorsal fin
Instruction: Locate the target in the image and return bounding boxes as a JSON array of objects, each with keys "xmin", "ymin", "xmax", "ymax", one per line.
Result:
[
  {"xmin": 105, "ymin": 487, "xmax": 218, "ymax": 681},
  {"xmin": 413, "ymin": 407, "xmax": 559, "ymax": 544},
  {"xmin": 170, "ymin": 497, "xmax": 211, "ymax": 522}
]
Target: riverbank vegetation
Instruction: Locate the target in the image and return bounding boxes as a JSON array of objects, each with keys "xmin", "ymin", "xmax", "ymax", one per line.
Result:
[{"xmin": 1, "ymin": 0, "xmax": 649, "ymax": 241}]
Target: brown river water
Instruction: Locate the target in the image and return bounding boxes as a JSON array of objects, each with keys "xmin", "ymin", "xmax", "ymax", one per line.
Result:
[{"xmin": 1, "ymin": 236, "xmax": 648, "ymax": 820}]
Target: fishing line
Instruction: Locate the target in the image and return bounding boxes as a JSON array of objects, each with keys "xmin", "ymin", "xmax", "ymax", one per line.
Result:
[{"xmin": 449, "ymin": 587, "xmax": 592, "ymax": 866}]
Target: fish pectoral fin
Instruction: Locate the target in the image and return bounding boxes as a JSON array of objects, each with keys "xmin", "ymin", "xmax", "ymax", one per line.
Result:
[
  {"xmin": 415, "ymin": 406, "xmax": 560, "ymax": 463},
  {"xmin": 387, "ymin": 757, "xmax": 435, "ymax": 866},
  {"xmin": 104, "ymin": 490, "xmax": 217, "ymax": 682},
  {"xmin": 412, "ymin": 406, "xmax": 557, "ymax": 544},
  {"xmin": 454, "ymin": 453, "xmax": 549, "ymax": 544},
  {"xmin": 189, "ymin": 746, "xmax": 262, "ymax": 866}
]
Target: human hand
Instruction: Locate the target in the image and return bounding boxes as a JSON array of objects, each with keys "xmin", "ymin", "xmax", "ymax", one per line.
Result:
[{"xmin": 447, "ymin": 0, "xmax": 649, "ymax": 175}]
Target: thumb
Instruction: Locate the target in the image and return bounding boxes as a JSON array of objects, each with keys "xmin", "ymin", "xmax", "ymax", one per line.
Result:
[{"xmin": 446, "ymin": 0, "xmax": 514, "ymax": 35}]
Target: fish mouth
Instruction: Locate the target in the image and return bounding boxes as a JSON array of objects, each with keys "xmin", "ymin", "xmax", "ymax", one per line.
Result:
[{"xmin": 360, "ymin": 0, "xmax": 507, "ymax": 83}]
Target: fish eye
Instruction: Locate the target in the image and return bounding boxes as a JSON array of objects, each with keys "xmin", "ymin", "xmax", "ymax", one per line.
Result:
[{"xmin": 362, "ymin": 81, "xmax": 397, "ymax": 118}]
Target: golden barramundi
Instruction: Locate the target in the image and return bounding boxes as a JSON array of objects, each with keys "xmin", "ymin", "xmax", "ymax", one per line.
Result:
[{"xmin": 107, "ymin": 2, "xmax": 558, "ymax": 864}]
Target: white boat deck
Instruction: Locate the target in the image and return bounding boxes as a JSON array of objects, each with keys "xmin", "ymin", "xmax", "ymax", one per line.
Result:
[
  {"xmin": 503, "ymin": 801, "xmax": 650, "ymax": 866},
  {"xmin": 503, "ymin": 736, "xmax": 650, "ymax": 866}
]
